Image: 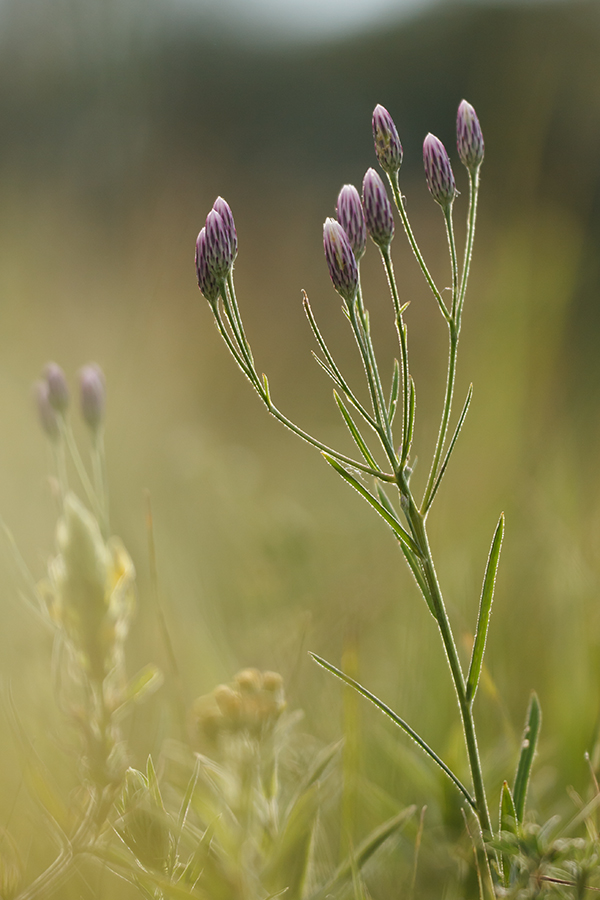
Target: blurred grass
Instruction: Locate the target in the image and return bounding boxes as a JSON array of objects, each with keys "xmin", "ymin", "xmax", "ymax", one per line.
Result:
[{"xmin": 1, "ymin": 0, "xmax": 600, "ymax": 895}]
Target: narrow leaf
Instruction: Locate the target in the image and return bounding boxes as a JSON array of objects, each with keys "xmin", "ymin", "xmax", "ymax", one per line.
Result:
[
  {"xmin": 322, "ymin": 454, "xmax": 420, "ymax": 557},
  {"xmin": 513, "ymin": 692, "xmax": 541, "ymax": 822},
  {"xmin": 311, "ymin": 351, "xmax": 342, "ymax": 386},
  {"xmin": 400, "ymin": 545, "xmax": 437, "ymax": 619},
  {"xmin": 146, "ymin": 755, "xmax": 166, "ymax": 812},
  {"xmin": 285, "ymin": 739, "xmax": 342, "ymax": 822},
  {"xmin": 310, "ymin": 653, "xmax": 475, "ymax": 809},
  {"xmin": 499, "ymin": 781, "xmax": 518, "ymax": 887},
  {"xmin": 424, "ymin": 384, "xmax": 473, "ymax": 513},
  {"xmin": 466, "ymin": 514, "xmax": 504, "ymax": 703},
  {"xmin": 402, "ymin": 376, "xmax": 416, "ymax": 463},
  {"xmin": 177, "ymin": 757, "xmax": 200, "ymax": 832},
  {"xmin": 388, "ymin": 359, "xmax": 400, "ymax": 423},
  {"xmin": 334, "ymin": 391, "xmax": 379, "ymax": 469}
]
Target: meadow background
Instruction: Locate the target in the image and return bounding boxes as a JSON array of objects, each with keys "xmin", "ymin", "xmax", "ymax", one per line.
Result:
[{"xmin": 1, "ymin": 0, "xmax": 600, "ymax": 895}]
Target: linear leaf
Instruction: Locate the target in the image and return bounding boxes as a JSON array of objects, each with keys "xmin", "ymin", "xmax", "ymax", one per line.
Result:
[
  {"xmin": 400, "ymin": 545, "xmax": 437, "ymax": 619},
  {"xmin": 322, "ymin": 454, "xmax": 420, "ymax": 557},
  {"xmin": 513, "ymin": 692, "xmax": 541, "ymax": 822},
  {"xmin": 310, "ymin": 653, "xmax": 475, "ymax": 809},
  {"xmin": 402, "ymin": 376, "xmax": 416, "ymax": 462},
  {"xmin": 389, "ymin": 358, "xmax": 400, "ymax": 423},
  {"xmin": 334, "ymin": 391, "xmax": 379, "ymax": 469},
  {"xmin": 466, "ymin": 514, "xmax": 504, "ymax": 703},
  {"xmin": 499, "ymin": 781, "xmax": 518, "ymax": 886},
  {"xmin": 311, "ymin": 351, "xmax": 342, "ymax": 386},
  {"xmin": 424, "ymin": 384, "xmax": 473, "ymax": 514}
]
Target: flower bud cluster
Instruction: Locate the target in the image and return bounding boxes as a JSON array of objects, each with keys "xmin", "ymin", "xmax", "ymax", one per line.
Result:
[
  {"xmin": 195, "ymin": 197, "xmax": 238, "ymax": 303},
  {"xmin": 34, "ymin": 361, "xmax": 107, "ymax": 438},
  {"xmin": 192, "ymin": 668, "xmax": 285, "ymax": 748}
]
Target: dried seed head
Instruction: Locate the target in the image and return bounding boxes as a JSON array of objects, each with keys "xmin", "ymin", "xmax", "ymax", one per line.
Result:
[
  {"xmin": 205, "ymin": 208, "xmax": 235, "ymax": 280},
  {"xmin": 362, "ymin": 168, "xmax": 395, "ymax": 248},
  {"xmin": 34, "ymin": 379, "xmax": 60, "ymax": 440},
  {"xmin": 323, "ymin": 218, "xmax": 358, "ymax": 303},
  {"xmin": 423, "ymin": 133, "xmax": 457, "ymax": 210},
  {"xmin": 212, "ymin": 196, "xmax": 238, "ymax": 259},
  {"xmin": 195, "ymin": 227, "xmax": 219, "ymax": 304},
  {"xmin": 44, "ymin": 362, "xmax": 69, "ymax": 414},
  {"xmin": 457, "ymin": 99, "xmax": 484, "ymax": 172},
  {"xmin": 79, "ymin": 363, "xmax": 106, "ymax": 432},
  {"xmin": 372, "ymin": 104, "xmax": 403, "ymax": 175},
  {"xmin": 336, "ymin": 185, "xmax": 366, "ymax": 261}
]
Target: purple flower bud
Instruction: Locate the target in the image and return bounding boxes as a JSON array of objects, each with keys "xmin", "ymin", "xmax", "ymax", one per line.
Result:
[
  {"xmin": 195, "ymin": 227, "xmax": 219, "ymax": 304},
  {"xmin": 423, "ymin": 133, "xmax": 457, "ymax": 210},
  {"xmin": 362, "ymin": 168, "xmax": 395, "ymax": 248},
  {"xmin": 457, "ymin": 100, "xmax": 484, "ymax": 172},
  {"xmin": 372, "ymin": 104, "xmax": 403, "ymax": 175},
  {"xmin": 212, "ymin": 197, "xmax": 238, "ymax": 260},
  {"xmin": 79, "ymin": 364, "xmax": 106, "ymax": 431},
  {"xmin": 44, "ymin": 362, "xmax": 69, "ymax": 413},
  {"xmin": 336, "ymin": 185, "xmax": 366, "ymax": 261},
  {"xmin": 205, "ymin": 209, "xmax": 235, "ymax": 280},
  {"xmin": 323, "ymin": 218, "xmax": 358, "ymax": 303},
  {"xmin": 34, "ymin": 379, "xmax": 60, "ymax": 440}
]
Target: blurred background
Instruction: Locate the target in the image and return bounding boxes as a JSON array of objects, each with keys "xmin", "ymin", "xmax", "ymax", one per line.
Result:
[{"xmin": 1, "ymin": 0, "xmax": 600, "ymax": 894}]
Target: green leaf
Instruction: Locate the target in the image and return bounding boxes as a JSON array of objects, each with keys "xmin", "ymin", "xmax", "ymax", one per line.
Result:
[
  {"xmin": 264, "ymin": 782, "xmax": 319, "ymax": 900},
  {"xmin": 388, "ymin": 359, "xmax": 400, "ymax": 423},
  {"xmin": 466, "ymin": 514, "xmax": 504, "ymax": 703},
  {"xmin": 424, "ymin": 384, "xmax": 473, "ymax": 513},
  {"xmin": 310, "ymin": 653, "xmax": 475, "ymax": 809},
  {"xmin": 400, "ymin": 545, "xmax": 437, "ymax": 619},
  {"xmin": 513, "ymin": 692, "xmax": 541, "ymax": 822},
  {"xmin": 499, "ymin": 781, "xmax": 518, "ymax": 888},
  {"xmin": 146, "ymin": 755, "xmax": 166, "ymax": 812},
  {"xmin": 334, "ymin": 391, "xmax": 379, "ymax": 469},
  {"xmin": 285, "ymin": 739, "xmax": 342, "ymax": 822},
  {"xmin": 322, "ymin": 454, "xmax": 420, "ymax": 557}
]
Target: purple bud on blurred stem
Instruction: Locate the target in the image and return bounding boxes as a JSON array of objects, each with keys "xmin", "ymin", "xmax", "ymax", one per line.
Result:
[
  {"xmin": 423, "ymin": 134, "xmax": 457, "ymax": 210},
  {"xmin": 323, "ymin": 218, "xmax": 358, "ymax": 304},
  {"xmin": 79, "ymin": 364, "xmax": 106, "ymax": 432},
  {"xmin": 195, "ymin": 227, "xmax": 219, "ymax": 304},
  {"xmin": 44, "ymin": 362, "xmax": 69, "ymax": 413},
  {"xmin": 212, "ymin": 197, "xmax": 238, "ymax": 260},
  {"xmin": 34, "ymin": 380, "xmax": 60, "ymax": 440},
  {"xmin": 372, "ymin": 104, "xmax": 403, "ymax": 175},
  {"xmin": 362, "ymin": 168, "xmax": 395, "ymax": 248},
  {"xmin": 456, "ymin": 99, "xmax": 484, "ymax": 172},
  {"xmin": 336, "ymin": 185, "xmax": 366, "ymax": 261},
  {"xmin": 205, "ymin": 209, "xmax": 235, "ymax": 280}
]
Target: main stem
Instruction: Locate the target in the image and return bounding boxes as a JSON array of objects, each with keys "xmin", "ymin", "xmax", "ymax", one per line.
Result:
[{"xmin": 399, "ymin": 477, "xmax": 493, "ymax": 842}]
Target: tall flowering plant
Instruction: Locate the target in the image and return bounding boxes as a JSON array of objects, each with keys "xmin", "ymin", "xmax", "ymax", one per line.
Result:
[{"xmin": 195, "ymin": 100, "xmax": 536, "ymax": 891}]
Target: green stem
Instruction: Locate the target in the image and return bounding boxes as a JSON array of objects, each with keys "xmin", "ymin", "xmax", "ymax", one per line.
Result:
[
  {"xmin": 381, "ymin": 249, "xmax": 411, "ymax": 467},
  {"xmin": 388, "ymin": 173, "xmax": 451, "ymax": 323},
  {"xmin": 422, "ymin": 325, "xmax": 458, "ymax": 513},
  {"xmin": 457, "ymin": 168, "xmax": 480, "ymax": 329},
  {"xmin": 400, "ymin": 482, "xmax": 493, "ymax": 843}
]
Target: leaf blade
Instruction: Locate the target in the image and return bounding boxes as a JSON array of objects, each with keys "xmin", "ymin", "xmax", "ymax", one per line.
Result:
[
  {"xmin": 466, "ymin": 514, "xmax": 504, "ymax": 703},
  {"xmin": 513, "ymin": 692, "xmax": 542, "ymax": 822},
  {"xmin": 310, "ymin": 653, "xmax": 475, "ymax": 809}
]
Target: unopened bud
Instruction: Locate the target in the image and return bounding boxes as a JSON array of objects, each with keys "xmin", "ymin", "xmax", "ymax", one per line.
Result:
[
  {"xmin": 362, "ymin": 168, "xmax": 395, "ymax": 248},
  {"xmin": 205, "ymin": 209, "xmax": 235, "ymax": 280},
  {"xmin": 423, "ymin": 134, "xmax": 456, "ymax": 210},
  {"xmin": 34, "ymin": 380, "xmax": 59, "ymax": 440},
  {"xmin": 44, "ymin": 362, "xmax": 69, "ymax": 414},
  {"xmin": 457, "ymin": 100, "xmax": 484, "ymax": 172},
  {"xmin": 214, "ymin": 684, "xmax": 242, "ymax": 720},
  {"xmin": 79, "ymin": 364, "xmax": 106, "ymax": 432},
  {"xmin": 323, "ymin": 218, "xmax": 358, "ymax": 304},
  {"xmin": 336, "ymin": 185, "xmax": 366, "ymax": 261},
  {"xmin": 235, "ymin": 668, "xmax": 262, "ymax": 694},
  {"xmin": 372, "ymin": 104, "xmax": 403, "ymax": 175},
  {"xmin": 195, "ymin": 227, "xmax": 219, "ymax": 304},
  {"xmin": 212, "ymin": 197, "xmax": 238, "ymax": 260}
]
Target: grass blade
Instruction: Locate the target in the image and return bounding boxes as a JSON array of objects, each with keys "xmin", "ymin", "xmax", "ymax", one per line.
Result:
[
  {"xmin": 310, "ymin": 653, "xmax": 476, "ymax": 809},
  {"xmin": 322, "ymin": 454, "xmax": 420, "ymax": 557},
  {"xmin": 466, "ymin": 514, "xmax": 504, "ymax": 703},
  {"xmin": 513, "ymin": 692, "xmax": 541, "ymax": 822},
  {"xmin": 334, "ymin": 391, "xmax": 379, "ymax": 469},
  {"xmin": 499, "ymin": 780, "xmax": 518, "ymax": 887}
]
